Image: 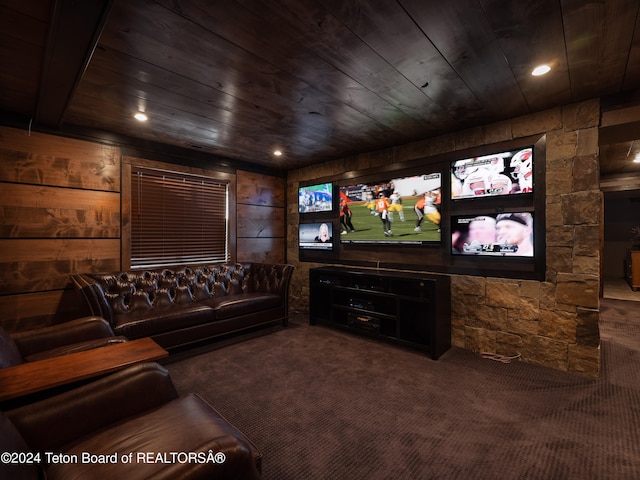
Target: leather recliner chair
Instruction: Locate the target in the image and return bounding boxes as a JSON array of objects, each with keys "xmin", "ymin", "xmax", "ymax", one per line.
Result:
[
  {"xmin": 1, "ymin": 362, "xmax": 262, "ymax": 479},
  {"xmin": 0, "ymin": 316, "xmax": 127, "ymax": 367}
]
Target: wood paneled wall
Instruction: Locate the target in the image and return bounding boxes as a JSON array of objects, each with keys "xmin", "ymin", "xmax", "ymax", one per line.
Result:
[
  {"xmin": 236, "ymin": 170, "xmax": 286, "ymax": 263},
  {"xmin": 0, "ymin": 126, "xmax": 288, "ymax": 331},
  {"xmin": 0, "ymin": 126, "xmax": 121, "ymax": 331}
]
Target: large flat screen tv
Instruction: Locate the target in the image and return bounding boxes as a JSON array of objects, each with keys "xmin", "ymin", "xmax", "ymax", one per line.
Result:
[
  {"xmin": 299, "ymin": 222, "xmax": 334, "ymax": 250},
  {"xmin": 451, "ymin": 212, "xmax": 534, "ymax": 257},
  {"xmin": 451, "ymin": 147, "xmax": 533, "ymax": 199},
  {"xmin": 298, "ymin": 182, "xmax": 334, "ymax": 213},
  {"xmin": 339, "ymin": 172, "xmax": 441, "ymax": 245}
]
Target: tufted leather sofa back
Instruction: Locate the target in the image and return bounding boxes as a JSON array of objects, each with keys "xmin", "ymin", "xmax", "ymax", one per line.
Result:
[{"xmin": 72, "ymin": 263, "xmax": 294, "ymax": 326}]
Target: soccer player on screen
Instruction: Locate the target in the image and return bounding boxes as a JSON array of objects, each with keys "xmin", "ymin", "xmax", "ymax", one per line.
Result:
[
  {"xmin": 376, "ymin": 192, "xmax": 392, "ymax": 236},
  {"xmin": 414, "ymin": 191, "xmax": 441, "ymax": 232},
  {"xmin": 388, "ymin": 190, "xmax": 405, "ymax": 222},
  {"xmin": 340, "ymin": 198, "xmax": 355, "ymax": 234}
]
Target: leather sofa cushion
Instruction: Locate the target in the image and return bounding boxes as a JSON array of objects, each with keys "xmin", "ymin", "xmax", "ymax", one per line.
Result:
[
  {"xmin": 0, "ymin": 327, "xmax": 23, "ymax": 368},
  {"xmin": 0, "ymin": 412, "xmax": 40, "ymax": 480},
  {"xmin": 45, "ymin": 394, "xmax": 261, "ymax": 480},
  {"xmin": 113, "ymin": 305, "xmax": 214, "ymax": 339},
  {"xmin": 207, "ymin": 293, "xmax": 281, "ymax": 320}
]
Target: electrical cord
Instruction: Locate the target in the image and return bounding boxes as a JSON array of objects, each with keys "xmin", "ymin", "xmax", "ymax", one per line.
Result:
[{"xmin": 480, "ymin": 352, "xmax": 522, "ymax": 363}]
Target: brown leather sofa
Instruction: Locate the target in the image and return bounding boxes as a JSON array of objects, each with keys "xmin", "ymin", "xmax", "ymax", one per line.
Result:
[
  {"xmin": 72, "ymin": 262, "xmax": 294, "ymax": 350},
  {"xmin": 0, "ymin": 316, "xmax": 126, "ymax": 367},
  {"xmin": 1, "ymin": 362, "xmax": 262, "ymax": 479}
]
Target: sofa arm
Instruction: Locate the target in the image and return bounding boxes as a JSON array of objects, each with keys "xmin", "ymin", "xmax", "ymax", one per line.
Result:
[
  {"xmin": 11, "ymin": 316, "xmax": 117, "ymax": 358},
  {"xmin": 71, "ymin": 274, "xmax": 113, "ymax": 324},
  {"xmin": 246, "ymin": 263, "xmax": 294, "ymax": 296},
  {"xmin": 5, "ymin": 362, "xmax": 179, "ymax": 452},
  {"xmin": 22, "ymin": 336, "xmax": 128, "ymax": 363}
]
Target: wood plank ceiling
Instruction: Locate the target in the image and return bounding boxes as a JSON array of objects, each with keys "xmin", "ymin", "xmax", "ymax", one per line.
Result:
[{"xmin": 1, "ymin": 0, "xmax": 640, "ymax": 174}]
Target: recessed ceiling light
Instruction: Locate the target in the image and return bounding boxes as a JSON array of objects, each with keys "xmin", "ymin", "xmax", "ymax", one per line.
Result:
[
  {"xmin": 134, "ymin": 112, "xmax": 148, "ymax": 122},
  {"xmin": 532, "ymin": 65, "xmax": 551, "ymax": 76},
  {"xmin": 273, "ymin": 150, "xmax": 283, "ymax": 157}
]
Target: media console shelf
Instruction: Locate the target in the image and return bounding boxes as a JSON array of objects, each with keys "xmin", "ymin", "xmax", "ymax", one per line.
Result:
[{"xmin": 310, "ymin": 266, "xmax": 451, "ymax": 359}]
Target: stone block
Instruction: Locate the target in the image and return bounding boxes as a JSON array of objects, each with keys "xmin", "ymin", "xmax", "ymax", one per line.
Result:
[
  {"xmin": 512, "ymin": 108, "xmax": 562, "ymax": 138},
  {"xmin": 484, "ymin": 120, "xmax": 513, "ymax": 145},
  {"xmin": 451, "ymin": 325, "xmax": 465, "ymax": 348},
  {"xmin": 545, "ymin": 270, "xmax": 558, "ymax": 284},
  {"xmin": 505, "ymin": 315, "xmax": 540, "ymax": 336},
  {"xmin": 555, "ymin": 302, "xmax": 578, "ymax": 313},
  {"xmin": 568, "ymin": 345, "xmax": 600, "ymax": 377},
  {"xmin": 574, "ymin": 225, "xmax": 600, "ymax": 256},
  {"xmin": 466, "ymin": 304, "xmax": 507, "ymax": 330},
  {"xmin": 561, "ymin": 190, "xmax": 601, "ymax": 225},
  {"xmin": 325, "ymin": 158, "xmax": 350, "ymax": 178},
  {"xmin": 451, "ymin": 275, "xmax": 486, "ymax": 297},
  {"xmin": 304, "ymin": 162, "xmax": 329, "ymax": 180},
  {"xmin": 464, "ymin": 326, "xmax": 496, "ymax": 353},
  {"xmin": 546, "ymin": 225, "xmax": 574, "ymax": 247},
  {"xmin": 573, "ymin": 255, "xmax": 599, "ymax": 275},
  {"xmin": 287, "ymin": 170, "xmax": 305, "ymax": 183},
  {"xmin": 521, "ymin": 335, "xmax": 568, "ymax": 371},
  {"xmin": 451, "ymin": 293, "xmax": 486, "ymax": 317},
  {"xmin": 512, "ymin": 296, "xmax": 540, "ymax": 321},
  {"xmin": 576, "ymin": 126, "xmax": 599, "ymax": 157},
  {"xmin": 393, "ymin": 139, "xmax": 432, "ymax": 163},
  {"xmin": 572, "ymin": 154, "xmax": 599, "ymax": 191},
  {"xmin": 556, "ymin": 273, "xmax": 599, "ymax": 308},
  {"xmin": 562, "ymin": 99, "xmax": 600, "ymax": 131},
  {"xmin": 486, "ymin": 280, "xmax": 520, "ymax": 308},
  {"xmin": 352, "ymin": 152, "xmax": 393, "ymax": 173},
  {"xmin": 539, "ymin": 282, "xmax": 557, "ymax": 309},
  {"xmin": 547, "ymin": 131, "xmax": 577, "ymax": 161},
  {"xmin": 455, "ymin": 125, "xmax": 486, "ymax": 150},
  {"xmin": 539, "ymin": 309, "xmax": 577, "ymax": 343},
  {"xmin": 601, "ymin": 103, "xmax": 640, "ymax": 126},
  {"xmin": 369, "ymin": 150, "xmax": 395, "ymax": 169},
  {"xmin": 519, "ymin": 280, "xmax": 541, "ymax": 298},
  {"xmin": 429, "ymin": 133, "xmax": 456, "ymax": 156},
  {"xmin": 546, "ymin": 246, "xmax": 573, "ymax": 275},
  {"xmin": 349, "ymin": 153, "xmax": 371, "ymax": 172},
  {"xmin": 451, "ymin": 315, "xmax": 466, "ymax": 331},
  {"xmin": 496, "ymin": 331, "xmax": 523, "ymax": 357},
  {"xmin": 546, "ymin": 198, "xmax": 564, "ymax": 226},
  {"xmin": 576, "ymin": 308, "xmax": 600, "ymax": 347},
  {"xmin": 546, "ymin": 157, "xmax": 573, "ymax": 196}
]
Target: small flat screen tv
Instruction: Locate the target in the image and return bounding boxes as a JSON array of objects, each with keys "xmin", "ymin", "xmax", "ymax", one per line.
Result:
[
  {"xmin": 451, "ymin": 147, "xmax": 533, "ymax": 199},
  {"xmin": 340, "ymin": 172, "xmax": 441, "ymax": 245},
  {"xmin": 299, "ymin": 222, "xmax": 334, "ymax": 250},
  {"xmin": 298, "ymin": 182, "xmax": 334, "ymax": 213},
  {"xmin": 452, "ymin": 212, "xmax": 534, "ymax": 257}
]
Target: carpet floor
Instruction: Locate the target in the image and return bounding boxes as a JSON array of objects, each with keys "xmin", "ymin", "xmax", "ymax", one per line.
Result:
[{"xmin": 165, "ymin": 298, "xmax": 640, "ymax": 479}]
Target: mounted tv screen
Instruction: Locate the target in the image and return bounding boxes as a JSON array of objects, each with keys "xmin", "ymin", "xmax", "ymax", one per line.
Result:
[
  {"xmin": 452, "ymin": 212, "xmax": 534, "ymax": 257},
  {"xmin": 451, "ymin": 147, "xmax": 533, "ymax": 199},
  {"xmin": 299, "ymin": 222, "xmax": 334, "ymax": 250},
  {"xmin": 339, "ymin": 173, "xmax": 441, "ymax": 245},
  {"xmin": 299, "ymin": 182, "xmax": 334, "ymax": 213}
]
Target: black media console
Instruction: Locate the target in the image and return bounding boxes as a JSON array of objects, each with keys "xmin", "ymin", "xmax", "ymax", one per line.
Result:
[{"xmin": 309, "ymin": 266, "xmax": 451, "ymax": 359}]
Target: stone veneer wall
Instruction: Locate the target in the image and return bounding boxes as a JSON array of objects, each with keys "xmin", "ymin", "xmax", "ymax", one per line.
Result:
[{"xmin": 287, "ymin": 99, "xmax": 601, "ymax": 377}]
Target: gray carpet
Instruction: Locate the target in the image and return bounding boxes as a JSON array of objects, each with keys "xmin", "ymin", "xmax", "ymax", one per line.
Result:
[{"xmin": 165, "ymin": 299, "xmax": 640, "ymax": 479}]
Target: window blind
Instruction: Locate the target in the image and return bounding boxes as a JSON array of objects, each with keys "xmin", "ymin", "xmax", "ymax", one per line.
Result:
[{"xmin": 131, "ymin": 166, "xmax": 229, "ymax": 268}]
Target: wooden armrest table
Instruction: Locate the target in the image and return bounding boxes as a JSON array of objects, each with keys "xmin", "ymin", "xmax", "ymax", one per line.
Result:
[{"xmin": 0, "ymin": 337, "xmax": 168, "ymax": 402}]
